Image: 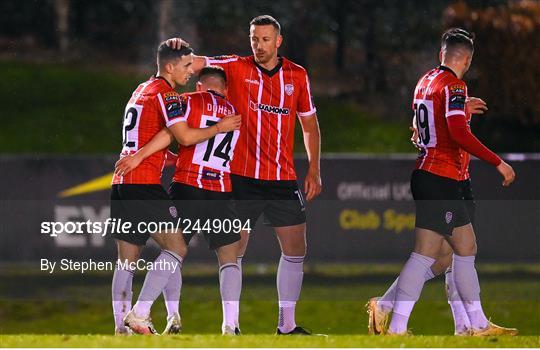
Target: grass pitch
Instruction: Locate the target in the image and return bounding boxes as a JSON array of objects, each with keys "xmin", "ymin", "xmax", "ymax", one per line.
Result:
[
  {"xmin": 0, "ymin": 263, "xmax": 538, "ymax": 347},
  {"xmin": 1, "ymin": 334, "xmax": 540, "ymax": 348}
]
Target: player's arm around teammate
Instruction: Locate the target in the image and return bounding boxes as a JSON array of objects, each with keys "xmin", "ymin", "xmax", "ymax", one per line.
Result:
[
  {"xmin": 114, "ymin": 114, "xmax": 240, "ymax": 176},
  {"xmin": 166, "ymin": 16, "xmax": 323, "ymax": 335},
  {"xmin": 116, "ymin": 43, "xmax": 196, "ymax": 336}
]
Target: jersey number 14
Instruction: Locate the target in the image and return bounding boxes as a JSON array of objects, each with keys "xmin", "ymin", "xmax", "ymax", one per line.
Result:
[{"xmin": 193, "ymin": 115, "xmax": 239, "ymax": 172}]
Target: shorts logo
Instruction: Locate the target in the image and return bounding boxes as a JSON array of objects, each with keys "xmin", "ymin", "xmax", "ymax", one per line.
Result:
[
  {"xmin": 294, "ymin": 190, "xmax": 306, "ymax": 211},
  {"xmin": 445, "ymin": 211, "xmax": 453, "ymax": 224},
  {"xmin": 169, "ymin": 206, "xmax": 178, "ymax": 218},
  {"xmin": 285, "ymin": 84, "xmax": 294, "ymax": 96}
]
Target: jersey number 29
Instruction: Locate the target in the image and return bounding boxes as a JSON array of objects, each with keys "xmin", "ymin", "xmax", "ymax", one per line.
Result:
[{"xmin": 413, "ymin": 99, "xmax": 436, "ymax": 147}]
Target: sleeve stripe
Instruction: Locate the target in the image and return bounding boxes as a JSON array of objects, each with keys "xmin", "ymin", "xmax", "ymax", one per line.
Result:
[
  {"xmin": 297, "ymin": 108, "xmax": 317, "ymax": 117},
  {"xmin": 206, "ymin": 58, "xmax": 238, "ymax": 64},
  {"xmin": 444, "ymin": 86, "xmax": 450, "ymax": 116},
  {"xmin": 305, "ymin": 75, "xmax": 314, "ymax": 110},
  {"xmin": 184, "ymin": 97, "xmax": 191, "ymax": 120},
  {"xmin": 446, "ymin": 110, "xmax": 466, "ymax": 117},
  {"xmin": 156, "ymin": 93, "xmax": 169, "ymax": 122}
]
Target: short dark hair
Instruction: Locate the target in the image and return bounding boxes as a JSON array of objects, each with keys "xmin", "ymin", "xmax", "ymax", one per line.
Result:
[
  {"xmin": 250, "ymin": 15, "xmax": 281, "ymax": 34},
  {"xmin": 198, "ymin": 65, "xmax": 227, "ymax": 85},
  {"xmin": 157, "ymin": 41, "xmax": 193, "ymax": 68},
  {"xmin": 441, "ymin": 28, "xmax": 474, "ymax": 53}
]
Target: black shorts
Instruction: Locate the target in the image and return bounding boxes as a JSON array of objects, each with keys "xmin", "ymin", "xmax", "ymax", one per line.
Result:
[
  {"xmin": 110, "ymin": 184, "xmax": 178, "ymax": 246},
  {"xmin": 231, "ymin": 174, "xmax": 306, "ymax": 228},
  {"xmin": 411, "ymin": 169, "xmax": 476, "ymax": 235},
  {"xmin": 169, "ymin": 182, "xmax": 241, "ymax": 250}
]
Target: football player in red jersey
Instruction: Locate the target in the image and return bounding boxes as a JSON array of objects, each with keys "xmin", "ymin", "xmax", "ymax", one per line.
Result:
[
  {"xmin": 111, "ymin": 43, "xmax": 240, "ymax": 335},
  {"xmin": 115, "ymin": 66, "xmax": 245, "ymax": 335},
  {"xmin": 167, "ymin": 15, "xmax": 321, "ymax": 335},
  {"xmin": 368, "ymin": 93, "xmax": 488, "ymax": 336},
  {"xmin": 368, "ymin": 28, "xmax": 517, "ymax": 336}
]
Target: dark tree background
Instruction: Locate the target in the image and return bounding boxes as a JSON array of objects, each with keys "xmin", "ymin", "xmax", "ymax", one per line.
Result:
[{"xmin": 1, "ymin": 0, "xmax": 537, "ymax": 151}]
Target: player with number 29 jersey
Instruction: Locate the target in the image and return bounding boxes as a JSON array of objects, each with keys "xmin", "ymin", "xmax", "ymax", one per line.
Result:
[
  {"xmin": 412, "ymin": 66, "xmax": 499, "ymax": 181},
  {"xmin": 413, "ymin": 66, "xmax": 471, "ymax": 181},
  {"xmin": 173, "ymin": 90, "xmax": 240, "ymax": 192}
]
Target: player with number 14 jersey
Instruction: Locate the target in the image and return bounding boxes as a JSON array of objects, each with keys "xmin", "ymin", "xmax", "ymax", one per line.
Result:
[{"xmin": 173, "ymin": 90, "xmax": 239, "ymax": 192}]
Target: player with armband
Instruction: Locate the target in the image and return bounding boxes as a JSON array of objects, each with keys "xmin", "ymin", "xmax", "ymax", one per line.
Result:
[{"xmin": 166, "ymin": 14, "xmax": 322, "ymax": 335}]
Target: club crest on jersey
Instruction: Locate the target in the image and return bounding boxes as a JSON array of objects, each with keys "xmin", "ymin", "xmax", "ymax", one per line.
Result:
[
  {"xmin": 249, "ymin": 101, "xmax": 290, "ymax": 115},
  {"xmin": 445, "ymin": 211, "xmax": 453, "ymax": 224},
  {"xmin": 285, "ymin": 84, "xmax": 294, "ymax": 96}
]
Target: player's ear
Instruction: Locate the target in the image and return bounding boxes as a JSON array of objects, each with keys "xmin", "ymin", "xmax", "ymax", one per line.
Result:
[
  {"xmin": 165, "ymin": 62, "xmax": 175, "ymax": 74},
  {"xmin": 465, "ymin": 54, "xmax": 473, "ymax": 71},
  {"xmin": 195, "ymin": 81, "xmax": 203, "ymax": 92},
  {"xmin": 276, "ymin": 34, "xmax": 283, "ymax": 49},
  {"xmin": 439, "ymin": 49, "xmax": 443, "ymax": 63}
]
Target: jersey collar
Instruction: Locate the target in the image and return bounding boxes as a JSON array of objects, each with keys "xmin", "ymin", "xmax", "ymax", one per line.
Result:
[
  {"xmin": 438, "ymin": 65, "xmax": 458, "ymax": 78},
  {"xmin": 253, "ymin": 56, "xmax": 283, "ymax": 77},
  {"xmin": 154, "ymin": 75, "xmax": 173, "ymax": 88},
  {"xmin": 207, "ymin": 89, "xmax": 226, "ymax": 99}
]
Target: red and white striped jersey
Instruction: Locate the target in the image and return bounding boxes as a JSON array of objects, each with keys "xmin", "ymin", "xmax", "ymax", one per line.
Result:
[
  {"xmin": 205, "ymin": 55, "xmax": 316, "ymax": 181},
  {"xmin": 413, "ymin": 66, "xmax": 471, "ymax": 181},
  {"xmin": 172, "ymin": 90, "xmax": 239, "ymax": 192},
  {"xmin": 112, "ymin": 76, "xmax": 186, "ymax": 185}
]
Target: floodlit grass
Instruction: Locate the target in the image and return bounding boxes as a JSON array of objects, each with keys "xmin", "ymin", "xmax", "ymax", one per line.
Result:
[
  {"xmin": 0, "ymin": 263, "xmax": 538, "ymax": 348},
  {"xmin": 1, "ymin": 334, "xmax": 539, "ymax": 348}
]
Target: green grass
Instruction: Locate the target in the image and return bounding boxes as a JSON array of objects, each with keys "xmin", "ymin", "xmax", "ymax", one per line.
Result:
[
  {"xmin": 1, "ymin": 334, "xmax": 539, "ymax": 348},
  {"xmin": 1, "ymin": 61, "xmax": 412, "ymax": 154},
  {"xmin": 0, "ymin": 61, "xmax": 143, "ymax": 153},
  {"xmin": 297, "ymin": 97, "xmax": 412, "ymax": 153},
  {"xmin": 0, "ymin": 264, "xmax": 538, "ymax": 347}
]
